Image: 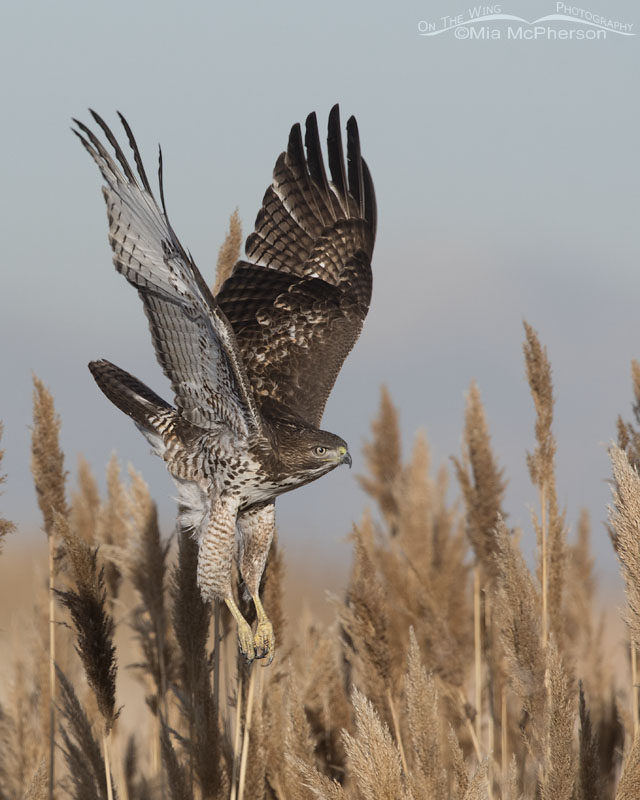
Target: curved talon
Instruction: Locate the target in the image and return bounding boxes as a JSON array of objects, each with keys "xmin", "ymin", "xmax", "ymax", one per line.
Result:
[
  {"xmin": 237, "ymin": 618, "xmax": 256, "ymax": 663},
  {"xmin": 225, "ymin": 595, "xmax": 256, "ymax": 663},
  {"xmin": 251, "ymin": 593, "xmax": 275, "ymax": 665},
  {"xmin": 254, "ymin": 618, "xmax": 275, "ymax": 664}
]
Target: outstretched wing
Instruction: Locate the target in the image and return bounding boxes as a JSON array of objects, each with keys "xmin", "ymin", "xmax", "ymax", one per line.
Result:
[
  {"xmin": 75, "ymin": 112, "xmax": 262, "ymax": 437},
  {"xmin": 215, "ymin": 105, "xmax": 376, "ymax": 427}
]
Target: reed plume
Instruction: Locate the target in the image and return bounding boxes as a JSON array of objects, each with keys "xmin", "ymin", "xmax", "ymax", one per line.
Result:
[
  {"xmin": 126, "ymin": 468, "xmax": 176, "ymax": 720},
  {"xmin": 70, "ymin": 455, "xmax": 100, "ymax": 544},
  {"xmin": 577, "ymin": 683, "xmax": 601, "ymax": 800},
  {"xmin": 97, "ymin": 454, "xmax": 129, "ymax": 602},
  {"xmin": 404, "ymin": 628, "xmax": 447, "ymax": 797},
  {"xmin": 338, "ymin": 515, "xmax": 393, "ymax": 721},
  {"xmin": 609, "ymin": 446, "xmax": 640, "ymax": 653},
  {"xmin": 30, "ymin": 376, "xmax": 69, "ymax": 800},
  {"xmin": 56, "ymin": 667, "xmax": 113, "ymax": 799},
  {"xmin": 453, "ymin": 380, "xmax": 506, "ymax": 581},
  {"xmin": 213, "ymin": 209, "xmax": 242, "ymax": 295},
  {"xmin": 54, "ymin": 511, "xmax": 118, "ymax": 733},
  {"xmin": 341, "ymin": 688, "xmax": 409, "ymax": 800},
  {"xmin": 358, "ymin": 385, "xmax": 402, "ymax": 532},
  {"xmin": 31, "ymin": 377, "xmax": 68, "ymax": 538},
  {"xmin": 492, "ymin": 518, "xmax": 546, "ymax": 728},
  {"xmin": 523, "ymin": 322, "xmax": 567, "ymax": 652},
  {"xmin": 453, "ymin": 380, "xmax": 506, "ymax": 761},
  {"xmin": 0, "ymin": 422, "xmax": 15, "ymax": 552},
  {"xmin": 616, "ymin": 359, "xmax": 640, "ymax": 471}
]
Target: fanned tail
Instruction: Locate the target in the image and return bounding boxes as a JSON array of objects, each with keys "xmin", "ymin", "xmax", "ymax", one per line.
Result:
[{"xmin": 88, "ymin": 359, "xmax": 174, "ymax": 434}]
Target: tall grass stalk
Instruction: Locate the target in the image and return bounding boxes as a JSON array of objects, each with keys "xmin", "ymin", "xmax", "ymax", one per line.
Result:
[
  {"xmin": 501, "ymin": 687, "xmax": 508, "ymax": 793},
  {"xmin": 30, "ymin": 376, "xmax": 69, "ymax": 799},
  {"xmin": 102, "ymin": 732, "xmax": 114, "ymax": 800},
  {"xmin": 47, "ymin": 536, "xmax": 56, "ymax": 800},
  {"xmin": 230, "ymin": 682, "xmax": 243, "ymax": 800},
  {"xmin": 633, "ymin": 646, "xmax": 639, "ymax": 739},
  {"xmin": 386, "ymin": 687, "xmax": 408, "ymax": 775},
  {"xmin": 474, "ymin": 565, "xmax": 482, "ymax": 743},
  {"xmin": 540, "ymin": 486, "xmax": 548, "ymax": 649},
  {"xmin": 237, "ymin": 666, "xmax": 256, "ymax": 800}
]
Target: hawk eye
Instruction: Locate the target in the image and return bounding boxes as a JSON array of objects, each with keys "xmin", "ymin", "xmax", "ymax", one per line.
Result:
[{"xmin": 314, "ymin": 446, "xmax": 327, "ymax": 456}]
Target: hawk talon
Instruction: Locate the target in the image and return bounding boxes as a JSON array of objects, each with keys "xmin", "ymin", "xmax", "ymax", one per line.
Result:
[
  {"xmin": 236, "ymin": 618, "xmax": 256, "ymax": 664},
  {"xmin": 225, "ymin": 595, "xmax": 257, "ymax": 663},
  {"xmin": 254, "ymin": 618, "xmax": 275, "ymax": 663}
]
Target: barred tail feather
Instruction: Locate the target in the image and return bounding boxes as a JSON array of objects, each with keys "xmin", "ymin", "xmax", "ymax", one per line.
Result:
[{"xmin": 88, "ymin": 359, "xmax": 173, "ymax": 434}]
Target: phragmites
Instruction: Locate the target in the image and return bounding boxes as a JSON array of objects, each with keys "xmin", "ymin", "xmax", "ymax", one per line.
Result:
[
  {"xmin": 341, "ymin": 688, "xmax": 408, "ymax": 800},
  {"xmin": 54, "ymin": 510, "xmax": 119, "ymax": 798},
  {"xmin": 492, "ymin": 517, "xmax": 546, "ymax": 724},
  {"xmin": 338, "ymin": 514, "xmax": 393, "ymax": 719},
  {"xmin": 56, "ymin": 667, "xmax": 113, "ymax": 799},
  {"xmin": 5, "ymin": 319, "xmax": 640, "ymax": 798},
  {"xmin": 0, "ymin": 422, "xmax": 15, "ymax": 553},
  {"xmin": 125, "ymin": 468, "xmax": 176, "ymax": 718},
  {"xmin": 609, "ymin": 446, "xmax": 640, "ymax": 652},
  {"xmin": 616, "ymin": 358, "xmax": 640, "ymax": 471},
  {"xmin": 31, "ymin": 376, "xmax": 69, "ymax": 538},
  {"xmin": 523, "ymin": 321, "xmax": 568, "ymax": 652},
  {"xmin": 404, "ymin": 628, "xmax": 448, "ymax": 797},
  {"xmin": 609, "ymin": 446, "xmax": 640, "ymax": 800},
  {"xmin": 213, "ymin": 209, "xmax": 243, "ymax": 295},
  {"xmin": 30, "ymin": 376, "xmax": 69, "ymax": 800},
  {"xmin": 55, "ymin": 511, "xmax": 118, "ymax": 733},
  {"xmin": 358, "ymin": 385, "xmax": 402, "ymax": 532},
  {"xmin": 453, "ymin": 380, "xmax": 506, "ymax": 582}
]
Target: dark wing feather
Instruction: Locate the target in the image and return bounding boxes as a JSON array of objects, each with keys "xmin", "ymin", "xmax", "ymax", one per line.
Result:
[
  {"xmin": 216, "ymin": 105, "xmax": 376, "ymax": 426},
  {"xmin": 75, "ymin": 112, "xmax": 262, "ymax": 437}
]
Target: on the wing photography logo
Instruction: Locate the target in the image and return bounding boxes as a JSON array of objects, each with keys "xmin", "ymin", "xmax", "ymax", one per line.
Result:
[{"xmin": 417, "ymin": 3, "xmax": 635, "ymax": 41}]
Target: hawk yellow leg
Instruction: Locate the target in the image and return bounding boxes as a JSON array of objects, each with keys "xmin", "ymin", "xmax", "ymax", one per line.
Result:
[
  {"xmin": 252, "ymin": 594, "xmax": 275, "ymax": 665},
  {"xmin": 225, "ymin": 596, "xmax": 255, "ymax": 664}
]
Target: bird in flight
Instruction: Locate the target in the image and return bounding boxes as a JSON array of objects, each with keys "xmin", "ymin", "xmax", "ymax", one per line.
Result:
[{"xmin": 75, "ymin": 106, "xmax": 376, "ymax": 664}]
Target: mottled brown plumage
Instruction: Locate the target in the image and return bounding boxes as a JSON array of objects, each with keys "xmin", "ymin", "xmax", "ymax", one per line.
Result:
[{"xmin": 76, "ymin": 106, "xmax": 376, "ymax": 662}]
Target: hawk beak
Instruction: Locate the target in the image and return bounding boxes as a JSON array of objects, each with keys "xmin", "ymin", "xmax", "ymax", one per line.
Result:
[{"xmin": 340, "ymin": 449, "xmax": 352, "ymax": 468}]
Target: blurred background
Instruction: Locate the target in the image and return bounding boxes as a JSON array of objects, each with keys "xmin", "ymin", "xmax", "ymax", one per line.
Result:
[{"xmin": 2, "ymin": 0, "xmax": 639, "ymax": 595}]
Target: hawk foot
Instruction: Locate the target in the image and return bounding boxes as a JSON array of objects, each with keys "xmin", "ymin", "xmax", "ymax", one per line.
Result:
[
  {"xmin": 225, "ymin": 596, "xmax": 256, "ymax": 664},
  {"xmin": 251, "ymin": 593, "xmax": 275, "ymax": 665},
  {"xmin": 254, "ymin": 618, "xmax": 275, "ymax": 665},
  {"xmin": 225, "ymin": 594, "xmax": 276, "ymax": 664},
  {"xmin": 236, "ymin": 617, "xmax": 256, "ymax": 664}
]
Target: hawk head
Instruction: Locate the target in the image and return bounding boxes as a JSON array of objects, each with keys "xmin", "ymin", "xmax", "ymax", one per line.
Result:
[{"xmin": 274, "ymin": 426, "xmax": 352, "ymax": 485}]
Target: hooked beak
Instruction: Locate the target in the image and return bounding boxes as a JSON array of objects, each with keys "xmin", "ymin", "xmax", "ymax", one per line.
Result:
[{"xmin": 339, "ymin": 447, "xmax": 352, "ymax": 469}]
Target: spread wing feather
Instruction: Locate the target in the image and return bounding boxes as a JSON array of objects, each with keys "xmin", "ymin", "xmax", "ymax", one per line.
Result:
[
  {"xmin": 216, "ymin": 105, "xmax": 376, "ymax": 426},
  {"xmin": 74, "ymin": 112, "xmax": 261, "ymax": 437}
]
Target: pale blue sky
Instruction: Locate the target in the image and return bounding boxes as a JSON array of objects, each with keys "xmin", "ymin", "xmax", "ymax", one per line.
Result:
[{"xmin": 2, "ymin": 1, "xmax": 639, "ymax": 585}]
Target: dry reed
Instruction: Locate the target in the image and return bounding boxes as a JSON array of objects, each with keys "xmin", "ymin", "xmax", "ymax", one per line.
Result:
[
  {"xmin": 358, "ymin": 385, "xmax": 402, "ymax": 532},
  {"xmin": 213, "ymin": 210, "xmax": 242, "ymax": 295},
  {"xmin": 4, "ymin": 318, "xmax": 640, "ymax": 799},
  {"xmin": 0, "ymin": 422, "xmax": 15, "ymax": 553},
  {"xmin": 522, "ymin": 322, "xmax": 567, "ymax": 653},
  {"xmin": 30, "ymin": 376, "xmax": 69, "ymax": 800}
]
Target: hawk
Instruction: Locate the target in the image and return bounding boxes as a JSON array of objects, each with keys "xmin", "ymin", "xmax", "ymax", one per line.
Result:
[{"xmin": 75, "ymin": 106, "xmax": 376, "ymax": 663}]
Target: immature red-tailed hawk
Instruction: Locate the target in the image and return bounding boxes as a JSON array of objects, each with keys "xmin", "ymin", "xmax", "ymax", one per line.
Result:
[{"xmin": 75, "ymin": 107, "xmax": 376, "ymax": 663}]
